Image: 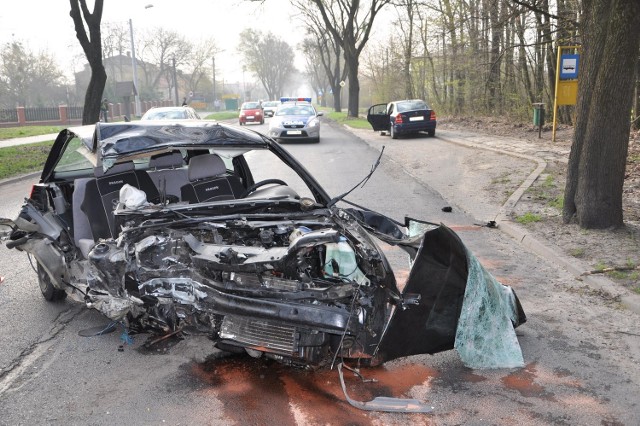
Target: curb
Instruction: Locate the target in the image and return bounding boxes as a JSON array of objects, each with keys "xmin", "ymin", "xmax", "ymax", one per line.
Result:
[
  {"xmin": 0, "ymin": 171, "xmax": 40, "ymax": 188},
  {"xmin": 343, "ymin": 124, "xmax": 640, "ymax": 315}
]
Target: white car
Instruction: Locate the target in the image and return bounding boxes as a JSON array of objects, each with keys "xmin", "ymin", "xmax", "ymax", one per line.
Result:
[
  {"xmin": 141, "ymin": 106, "xmax": 201, "ymax": 120},
  {"xmin": 262, "ymin": 100, "xmax": 281, "ymax": 117}
]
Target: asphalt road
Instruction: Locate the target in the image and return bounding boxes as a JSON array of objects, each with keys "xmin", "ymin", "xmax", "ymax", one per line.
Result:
[{"xmin": 0, "ymin": 118, "xmax": 638, "ymax": 425}]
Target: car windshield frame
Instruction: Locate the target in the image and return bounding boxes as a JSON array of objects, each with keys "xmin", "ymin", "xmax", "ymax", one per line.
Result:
[
  {"xmin": 241, "ymin": 102, "xmax": 261, "ymax": 110},
  {"xmin": 275, "ymin": 104, "xmax": 316, "ymax": 117}
]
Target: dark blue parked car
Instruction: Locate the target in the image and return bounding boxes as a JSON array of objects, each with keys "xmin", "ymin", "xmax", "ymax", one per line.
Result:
[{"xmin": 367, "ymin": 99, "xmax": 437, "ymax": 139}]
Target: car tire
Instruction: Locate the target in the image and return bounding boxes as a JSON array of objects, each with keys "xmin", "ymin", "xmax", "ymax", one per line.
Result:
[
  {"xmin": 260, "ymin": 120, "xmax": 264, "ymax": 125},
  {"xmin": 428, "ymin": 129, "xmax": 435, "ymax": 137},
  {"xmin": 379, "ymin": 131, "xmax": 386, "ymax": 136},
  {"xmin": 239, "ymin": 121, "xmax": 243, "ymax": 126},
  {"xmin": 37, "ymin": 262, "xmax": 66, "ymax": 301},
  {"xmin": 311, "ymin": 137, "xmax": 320, "ymax": 143},
  {"xmin": 390, "ymin": 126, "xmax": 397, "ymax": 139}
]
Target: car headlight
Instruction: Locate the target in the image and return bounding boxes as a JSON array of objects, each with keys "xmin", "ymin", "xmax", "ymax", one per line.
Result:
[{"xmin": 307, "ymin": 118, "xmax": 319, "ymax": 127}]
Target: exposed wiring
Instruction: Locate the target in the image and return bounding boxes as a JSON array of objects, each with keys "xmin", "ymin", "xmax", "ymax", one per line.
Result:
[{"xmin": 330, "ymin": 280, "xmax": 361, "ymax": 369}]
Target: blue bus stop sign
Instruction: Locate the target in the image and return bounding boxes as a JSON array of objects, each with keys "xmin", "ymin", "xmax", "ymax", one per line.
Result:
[{"xmin": 560, "ymin": 54, "xmax": 579, "ymax": 80}]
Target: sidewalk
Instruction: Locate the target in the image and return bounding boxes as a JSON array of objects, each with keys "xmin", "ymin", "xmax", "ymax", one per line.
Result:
[
  {"xmin": 341, "ymin": 124, "xmax": 640, "ymax": 314},
  {"xmin": 0, "ymin": 133, "xmax": 59, "ymax": 149}
]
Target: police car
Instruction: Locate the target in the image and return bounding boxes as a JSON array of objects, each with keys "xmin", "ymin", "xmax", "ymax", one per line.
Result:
[{"xmin": 267, "ymin": 97, "xmax": 323, "ymax": 143}]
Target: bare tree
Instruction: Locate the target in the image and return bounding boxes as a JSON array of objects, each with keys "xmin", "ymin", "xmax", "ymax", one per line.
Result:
[
  {"xmin": 300, "ymin": 16, "xmax": 348, "ymax": 111},
  {"xmin": 563, "ymin": 0, "xmax": 640, "ymax": 228},
  {"xmin": 184, "ymin": 38, "xmax": 220, "ymax": 97},
  {"xmin": 0, "ymin": 42, "xmax": 65, "ymax": 108},
  {"xmin": 69, "ymin": 0, "xmax": 105, "ymax": 124},
  {"xmin": 237, "ymin": 29, "xmax": 295, "ymax": 100},
  {"xmin": 294, "ymin": 0, "xmax": 392, "ymax": 117},
  {"xmin": 300, "ymin": 38, "xmax": 330, "ymax": 107},
  {"xmin": 101, "ymin": 22, "xmax": 131, "ymax": 100},
  {"xmin": 137, "ymin": 28, "xmax": 192, "ymax": 100}
]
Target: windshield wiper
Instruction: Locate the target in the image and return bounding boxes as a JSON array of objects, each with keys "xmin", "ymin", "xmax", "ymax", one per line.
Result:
[{"xmin": 327, "ymin": 146, "xmax": 384, "ymax": 208}]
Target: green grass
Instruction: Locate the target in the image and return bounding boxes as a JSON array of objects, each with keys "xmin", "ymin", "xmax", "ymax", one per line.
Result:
[
  {"xmin": 515, "ymin": 212, "xmax": 542, "ymax": 224},
  {"xmin": 323, "ymin": 111, "xmax": 371, "ymax": 129},
  {"xmin": 549, "ymin": 195, "xmax": 564, "ymax": 209},
  {"xmin": 594, "ymin": 261, "xmax": 607, "ymax": 272},
  {"xmin": 541, "ymin": 174, "xmax": 555, "ymax": 188},
  {"xmin": 0, "ymin": 140, "xmax": 54, "ymax": 180},
  {"xmin": 0, "ymin": 125, "xmax": 63, "ymax": 140},
  {"xmin": 204, "ymin": 112, "xmax": 238, "ymax": 120},
  {"xmin": 633, "ymin": 286, "xmax": 640, "ymax": 295},
  {"xmin": 570, "ymin": 247, "xmax": 585, "ymax": 258}
]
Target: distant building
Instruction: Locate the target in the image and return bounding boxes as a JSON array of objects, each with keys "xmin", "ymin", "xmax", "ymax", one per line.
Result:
[{"xmin": 74, "ymin": 52, "xmax": 172, "ymax": 103}]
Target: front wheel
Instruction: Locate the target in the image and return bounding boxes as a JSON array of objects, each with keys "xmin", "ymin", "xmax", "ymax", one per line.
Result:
[
  {"xmin": 37, "ymin": 263, "xmax": 66, "ymax": 301},
  {"xmin": 427, "ymin": 129, "xmax": 435, "ymax": 137}
]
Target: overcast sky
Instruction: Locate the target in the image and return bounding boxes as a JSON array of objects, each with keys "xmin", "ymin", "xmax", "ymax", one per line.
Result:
[
  {"xmin": 0, "ymin": 0, "xmax": 395, "ymax": 96},
  {"xmin": 0, "ymin": 1, "xmax": 305, "ymax": 80}
]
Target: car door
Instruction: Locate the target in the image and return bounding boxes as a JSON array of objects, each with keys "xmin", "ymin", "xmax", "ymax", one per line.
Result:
[{"xmin": 367, "ymin": 103, "xmax": 391, "ymax": 131}]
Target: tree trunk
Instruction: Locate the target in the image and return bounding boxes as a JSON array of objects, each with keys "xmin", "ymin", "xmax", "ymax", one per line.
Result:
[
  {"xmin": 563, "ymin": 0, "xmax": 640, "ymax": 228},
  {"xmin": 346, "ymin": 55, "xmax": 359, "ymax": 117},
  {"xmin": 83, "ymin": 66, "xmax": 107, "ymax": 124},
  {"xmin": 69, "ymin": 0, "xmax": 105, "ymax": 125}
]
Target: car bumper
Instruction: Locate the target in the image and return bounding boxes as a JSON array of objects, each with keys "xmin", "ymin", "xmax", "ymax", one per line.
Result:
[
  {"xmin": 394, "ymin": 121, "xmax": 436, "ymax": 135},
  {"xmin": 239, "ymin": 116, "xmax": 263, "ymax": 124},
  {"xmin": 268, "ymin": 126, "xmax": 320, "ymax": 140}
]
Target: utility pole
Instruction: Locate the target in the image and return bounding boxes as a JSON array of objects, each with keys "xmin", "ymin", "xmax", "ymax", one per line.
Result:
[
  {"xmin": 172, "ymin": 56, "xmax": 179, "ymax": 106},
  {"xmin": 212, "ymin": 56, "xmax": 216, "ymax": 108},
  {"xmin": 129, "ymin": 19, "xmax": 141, "ymax": 117}
]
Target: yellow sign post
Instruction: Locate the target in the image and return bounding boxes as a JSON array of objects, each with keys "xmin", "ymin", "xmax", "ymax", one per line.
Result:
[{"xmin": 552, "ymin": 45, "xmax": 581, "ymax": 142}]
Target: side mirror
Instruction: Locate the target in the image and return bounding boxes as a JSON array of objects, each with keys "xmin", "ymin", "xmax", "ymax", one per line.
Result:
[{"xmin": 317, "ymin": 111, "xmax": 324, "ymax": 116}]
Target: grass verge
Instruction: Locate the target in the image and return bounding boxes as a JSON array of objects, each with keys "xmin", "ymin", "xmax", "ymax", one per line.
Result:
[
  {"xmin": 515, "ymin": 212, "xmax": 542, "ymax": 224},
  {"xmin": 204, "ymin": 112, "xmax": 238, "ymax": 121},
  {"xmin": 0, "ymin": 125, "xmax": 63, "ymax": 140},
  {"xmin": 0, "ymin": 140, "xmax": 54, "ymax": 180},
  {"xmin": 323, "ymin": 111, "xmax": 371, "ymax": 129}
]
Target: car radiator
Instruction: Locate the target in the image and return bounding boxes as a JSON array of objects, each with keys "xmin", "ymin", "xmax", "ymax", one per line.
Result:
[{"xmin": 219, "ymin": 315, "xmax": 298, "ymax": 355}]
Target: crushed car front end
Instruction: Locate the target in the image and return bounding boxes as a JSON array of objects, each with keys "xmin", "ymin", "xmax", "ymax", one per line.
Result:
[{"xmin": 2, "ymin": 121, "xmax": 525, "ymax": 370}]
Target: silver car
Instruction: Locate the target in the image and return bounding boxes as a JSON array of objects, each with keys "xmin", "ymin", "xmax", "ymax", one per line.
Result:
[{"xmin": 268, "ymin": 98, "xmax": 323, "ymax": 143}]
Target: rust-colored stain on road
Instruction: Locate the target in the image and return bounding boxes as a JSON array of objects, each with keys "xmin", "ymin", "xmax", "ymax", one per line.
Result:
[
  {"xmin": 189, "ymin": 355, "xmax": 437, "ymax": 425},
  {"xmin": 501, "ymin": 362, "xmax": 557, "ymax": 401}
]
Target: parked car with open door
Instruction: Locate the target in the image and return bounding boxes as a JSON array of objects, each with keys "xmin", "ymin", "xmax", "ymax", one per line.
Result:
[{"xmin": 367, "ymin": 99, "xmax": 437, "ymax": 139}]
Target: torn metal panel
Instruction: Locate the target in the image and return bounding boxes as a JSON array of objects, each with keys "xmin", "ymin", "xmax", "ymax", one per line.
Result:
[{"xmin": 337, "ymin": 363, "xmax": 434, "ymax": 413}]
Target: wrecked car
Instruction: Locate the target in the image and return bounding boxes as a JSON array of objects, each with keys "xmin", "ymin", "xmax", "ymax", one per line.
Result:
[{"xmin": 1, "ymin": 121, "xmax": 525, "ymax": 371}]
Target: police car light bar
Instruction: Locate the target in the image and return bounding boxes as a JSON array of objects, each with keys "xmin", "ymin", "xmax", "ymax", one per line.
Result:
[{"xmin": 280, "ymin": 97, "xmax": 312, "ymax": 103}]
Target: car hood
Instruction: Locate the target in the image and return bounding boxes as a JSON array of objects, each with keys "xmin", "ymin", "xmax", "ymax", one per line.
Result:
[{"xmin": 270, "ymin": 115, "xmax": 316, "ymax": 127}]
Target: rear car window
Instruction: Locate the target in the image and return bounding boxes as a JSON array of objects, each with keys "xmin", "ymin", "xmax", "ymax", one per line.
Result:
[{"xmin": 397, "ymin": 100, "xmax": 429, "ymax": 112}]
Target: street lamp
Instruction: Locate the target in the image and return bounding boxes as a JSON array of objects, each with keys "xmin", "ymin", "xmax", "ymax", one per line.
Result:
[
  {"xmin": 129, "ymin": 4, "xmax": 153, "ymax": 117},
  {"xmin": 129, "ymin": 18, "xmax": 141, "ymax": 117}
]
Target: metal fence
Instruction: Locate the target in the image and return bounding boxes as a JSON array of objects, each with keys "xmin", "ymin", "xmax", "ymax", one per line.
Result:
[
  {"xmin": 24, "ymin": 107, "xmax": 60, "ymax": 121},
  {"xmin": 0, "ymin": 109, "xmax": 19, "ymax": 123},
  {"xmin": 68, "ymin": 106, "xmax": 83, "ymax": 120}
]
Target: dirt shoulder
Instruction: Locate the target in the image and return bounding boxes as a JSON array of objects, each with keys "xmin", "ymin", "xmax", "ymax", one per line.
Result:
[{"xmin": 438, "ymin": 117, "xmax": 640, "ymax": 295}]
